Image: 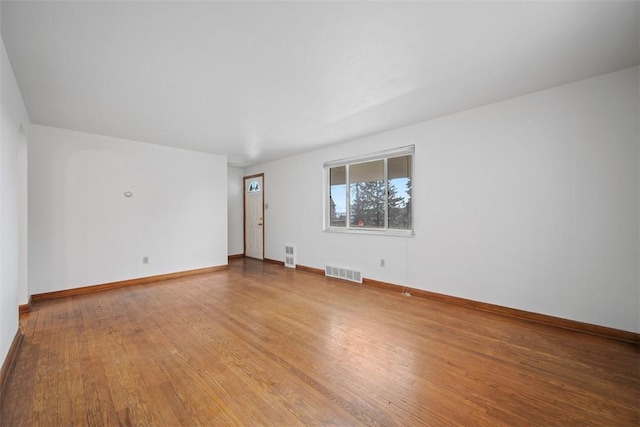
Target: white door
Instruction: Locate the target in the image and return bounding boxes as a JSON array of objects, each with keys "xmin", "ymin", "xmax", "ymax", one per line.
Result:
[{"xmin": 244, "ymin": 175, "xmax": 264, "ymax": 260}]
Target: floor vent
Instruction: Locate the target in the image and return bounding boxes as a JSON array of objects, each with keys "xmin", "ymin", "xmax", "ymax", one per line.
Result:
[
  {"xmin": 325, "ymin": 266, "xmax": 362, "ymax": 283},
  {"xmin": 284, "ymin": 245, "xmax": 296, "ymax": 268}
]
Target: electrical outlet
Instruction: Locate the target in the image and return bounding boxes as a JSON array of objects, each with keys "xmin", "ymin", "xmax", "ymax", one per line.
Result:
[
  {"xmin": 143, "ymin": 256, "xmax": 149, "ymax": 264},
  {"xmin": 380, "ymin": 259, "xmax": 385, "ymax": 268}
]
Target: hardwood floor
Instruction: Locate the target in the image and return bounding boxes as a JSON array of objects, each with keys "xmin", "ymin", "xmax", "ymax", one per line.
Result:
[{"xmin": 1, "ymin": 258, "xmax": 638, "ymax": 426}]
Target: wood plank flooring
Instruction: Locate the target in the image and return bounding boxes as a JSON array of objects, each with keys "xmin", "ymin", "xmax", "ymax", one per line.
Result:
[{"xmin": 1, "ymin": 258, "xmax": 638, "ymax": 426}]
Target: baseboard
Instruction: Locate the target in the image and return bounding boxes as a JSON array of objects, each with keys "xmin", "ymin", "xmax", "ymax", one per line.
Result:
[
  {"xmin": 290, "ymin": 262, "xmax": 639, "ymax": 344},
  {"xmin": 0, "ymin": 329, "xmax": 23, "ymax": 398},
  {"xmin": 228, "ymin": 254, "xmax": 245, "ymax": 261},
  {"xmin": 362, "ymin": 278, "xmax": 639, "ymax": 344},
  {"xmin": 295, "ymin": 264, "xmax": 325, "ymax": 275},
  {"xmin": 264, "ymin": 259, "xmax": 325, "ymax": 275},
  {"xmin": 264, "ymin": 259, "xmax": 329, "ymax": 277},
  {"xmin": 18, "ymin": 296, "xmax": 33, "ymax": 314},
  {"xmin": 31, "ymin": 265, "xmax": 228, "ymax": 303}
]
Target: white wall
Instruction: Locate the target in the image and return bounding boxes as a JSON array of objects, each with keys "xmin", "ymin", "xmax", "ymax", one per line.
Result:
[
  {"xmin": 227, "ymin": 166, "xmax": 244, "ymax": 256},
  {"xmin": 0, "ymin": 35, "xmax": 30, "ymax": 366},
  {"xmin": 28, "ymin": 125, "xmax": 228, "ymax": 294},
  {"xmin": 244, "ymin": 66, "xmax": 640, "ymax": 333}
]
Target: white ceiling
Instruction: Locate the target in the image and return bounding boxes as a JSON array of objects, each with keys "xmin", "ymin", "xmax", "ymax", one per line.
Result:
[{"xmin": 2, "ymin": 1, "xmax": 638, "ymax": 167}]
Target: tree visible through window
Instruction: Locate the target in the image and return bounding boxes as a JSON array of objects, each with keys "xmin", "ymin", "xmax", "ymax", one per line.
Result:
[
  {"xmin": 325, "ymin": 147, "xmax": 413, "ymax": 233},
  {"xmin": 329, "ymin": 166, "xmax": 346, "ymax": 227},
  {"xmin": 388, "ymin": 155, "xmax": 412, "ymax": 230},
  {"xmin": 350, "ymin": 160, "xmax": 385, "ymax": 228}
]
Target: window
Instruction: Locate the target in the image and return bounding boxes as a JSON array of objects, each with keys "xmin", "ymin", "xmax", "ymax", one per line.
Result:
[
  {"xmin": 325, "ymin": 146, "xmax": 413, "ymax": 235},
  {"xmin": 247, "ymin": 180, "xmax": 261, "ymax": 192}
]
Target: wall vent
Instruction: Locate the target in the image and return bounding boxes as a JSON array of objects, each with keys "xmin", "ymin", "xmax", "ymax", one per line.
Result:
[
  {"xmin": 284, "ymin": 245, "xmax": 296, "ymax": 268},
  {"xmin": 325, "ymin": 265, "xmax": 362, "ymax": 283}
]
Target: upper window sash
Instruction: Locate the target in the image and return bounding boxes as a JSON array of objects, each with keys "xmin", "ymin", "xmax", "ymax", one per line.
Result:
[{"xmin": 323, "ymin": 145, "xmax": 414, "ymax": 169}]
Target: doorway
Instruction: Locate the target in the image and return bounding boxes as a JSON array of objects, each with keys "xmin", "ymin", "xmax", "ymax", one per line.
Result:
[{"xmin": 244, "ymin": 174, "xmax": 264, "ymax": 260}]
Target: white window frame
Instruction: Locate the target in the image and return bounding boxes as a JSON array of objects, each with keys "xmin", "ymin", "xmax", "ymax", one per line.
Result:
[{"xmin": 323, "ymin": 145, "xmax": 415, "ymax": 237}]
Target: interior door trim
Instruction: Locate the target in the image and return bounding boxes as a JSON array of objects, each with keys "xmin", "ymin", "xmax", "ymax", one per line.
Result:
[{"xmin": 243, "ymin": 173, "xmax": 265, "ymax": 260}]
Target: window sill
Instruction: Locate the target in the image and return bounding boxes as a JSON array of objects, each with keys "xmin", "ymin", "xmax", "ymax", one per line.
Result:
[{"xmin": 323, "ymin": 227, "xmax": 415, "ymax": 238}]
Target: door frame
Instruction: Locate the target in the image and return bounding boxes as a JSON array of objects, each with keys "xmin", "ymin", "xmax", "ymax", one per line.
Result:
[{"xmin": 243, "ymin": 173, "xmax": 265, "ymax": 260}]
